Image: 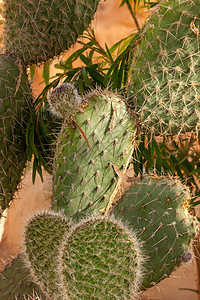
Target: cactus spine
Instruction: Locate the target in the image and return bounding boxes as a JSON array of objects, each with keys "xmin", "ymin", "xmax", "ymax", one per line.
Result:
[
  {"xmin": 51, "ymin": 88, "xmax": 135, "ymax": 219},
  {"xmin": 128, "ymin": 0, "xmax": 200, "ymax": 137},
  {"xmin": 112, "ymin": 175, "xmax": 199, "ymax": 289}
]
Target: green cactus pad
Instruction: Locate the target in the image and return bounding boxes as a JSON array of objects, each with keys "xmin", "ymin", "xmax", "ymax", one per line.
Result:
[
  {"xmin": 3, "ymin": 0, "xmax": 101, "ymax": 65},
  {"xmin": 52, "ymin": 89, "xmax": 135, "ymax": 219},
  {"xmin": 24, "ymin": 211, "xmax": 70, "ymax": 298},
  {"xmin": 0, "ymin": 53, "xmax": 33, "ymax": 217},
  {"xmin": 0, "ymin": 255, "xmax": 44, "ymax": 300},
  {"xmin": 59, "ymin": 215, "xmax": 143, "ymax": 299},
  {"xmin": 113, "ymin": 175, "xmax": 199, "ymax": 289},
  {"xmin": 129, "ymin": 0, "xmax": 200, "ymax": 137}
]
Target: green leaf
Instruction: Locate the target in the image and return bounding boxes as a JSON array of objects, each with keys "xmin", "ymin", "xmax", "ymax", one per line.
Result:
[
  {"xmin": 80, "ymin": 54, "xmax": 91, "ymax": 66},
  {"xmin": 30, "ymin": 65, "xmax": 36, "ymax": 81},
  {"xmin": 88, "ymin": 69, "xmax": 105, "ymax": 87},
  {"xmin": 32, "ymin": 157, "xmax": 44, "ymax": 184},
  {"xmin": 105, "ymin": 44, "xmax": 114, "ymax": 63},
  {"xmin": 42, "ymin": 61, "xmax": 50, "ymax": 85},
  {"xmin": 81, "ymin": 67, "xmax": 92, "ymax": 86},
  {"xmin": 29, "ymin": 122, "xmax": 39, "ymax": 159}
]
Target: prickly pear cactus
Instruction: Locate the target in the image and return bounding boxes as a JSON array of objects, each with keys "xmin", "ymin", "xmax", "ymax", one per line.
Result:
[
  {"xmin": 3, "ymin": 0, "xmax": 101, "ymax": 65},
  {"xmin": 129, "ymin": 0, "xmax": 200, "ymax": 137},
  {"xmin": 24, "ymin": 211, "xmax": 70, "ymax": 299},
  {"xmin": 0, "ymin": 53, "xmax": 33, "ymax": 217},
  {"xmin": 59, "ymin": 215, "xmax": 143, "ymax": 299},
  {"xmin": 52, "ymin": 89, "xmax": 135, "ymax": 219},
  {"xmin": 113, "ymin": 175, "xmax": 199, "ymax": 289},
  {"xmin": 0, "ymin": 255, "xmax": 44, "ymax": 300}
]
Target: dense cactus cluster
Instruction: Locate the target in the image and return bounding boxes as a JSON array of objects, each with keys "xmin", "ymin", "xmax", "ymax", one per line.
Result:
[{"xmin": 1, "ymin": 0, "xmax": 200, "ymax": 299}]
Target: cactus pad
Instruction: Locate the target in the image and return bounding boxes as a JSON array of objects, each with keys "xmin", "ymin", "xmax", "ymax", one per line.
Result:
[
  {"xmin": 0, "ymin": 53, "xmax": 33, "ymax": 217},
  {"xmin": 24, "ymin": 211, "xmax": 70, "ymax": 298},
  {"xmin": 129, "ymin": 0, "xmax": 200, "ymax": 137},
  {"xmin": 59, "ymin": 215, "xmax": 143, "ymax": 299},
  {"xmin": 113, "ymin": 175, "xmax": 199, "ymax": 289},
  {"xmin": 3, "ymin": 0, "xmax": 101, "ymax": 65},
  {"xmin": 0, "ymin": 255, "xmax": 44, "ymax": 300},
  {"xmin": 52, "ymin": 89, "xmax": 134, "ymax": 219}
]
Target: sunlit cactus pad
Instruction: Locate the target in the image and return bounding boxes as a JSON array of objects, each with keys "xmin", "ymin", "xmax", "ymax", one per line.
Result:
[
  {"xmin": 113, "ymin": 175, "xmax": 199, "ymax": 289},
  {"xmin": 52, "ymin": 89, "xmax": 134, "ymax": 219},
  {"xmin": 0, "ymin": 53, "xmax": 32, "ymax": 217},
  {"xmin": 3, "ymin": 0, "xmax": 101, "ymax": 65},
  {"xmin": 129, "ymin": 0, "xmax": 200, "ymax": 137},
  {"xmin": 24, "ymin": 211, "xmax": 70, "ymax": 298},
  {"xmin": 59, "ymin": 216, "xmax": 143, "ymax": 299},
  {"xmin": 0, "ymin": 255, "xmax": 44, "ymax": 300}
]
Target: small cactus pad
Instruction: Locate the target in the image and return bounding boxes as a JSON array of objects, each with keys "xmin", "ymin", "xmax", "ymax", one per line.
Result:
[
  {"xmin": 52, "ymin": 89, "xmax": 134, "ymax": 219},
  {"xmin": 3, "ymin": 0, "xmax": 101, "ymax": 65},
  {"xmin": 113, "ymin": 175, "xmax": 199, "ymax": 289},
  {"xmin": 24, "ymin": 211, "xmax": 70, "ymax": 298},
  {"xmin": 0, "ymin": 53, "xmax": 33, "ymax": 217},
  {"xmin": 129, "ymin": 0, "xmax": 200, "ymax": 137},
  {"xmin": 0, "ymin": 255, "xmax": 44, "ymax": 300},
  {"xmin": 48, "ymin": 83, "xmax": 82, "ymax": 120},
  {"xmin": 59, "ymin": 216, "xmax": 143, "ymax": 299}
]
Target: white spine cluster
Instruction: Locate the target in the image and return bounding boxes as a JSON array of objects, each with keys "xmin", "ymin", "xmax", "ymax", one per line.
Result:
[{"xmin": 48, "ymin": 83, "xmax": 82, "ymax": 121}]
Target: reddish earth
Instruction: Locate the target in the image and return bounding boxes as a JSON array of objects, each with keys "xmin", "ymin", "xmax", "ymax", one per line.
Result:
[{"xmin": 0, "ymin": 1, "xmax": 200, "ymax": 299}]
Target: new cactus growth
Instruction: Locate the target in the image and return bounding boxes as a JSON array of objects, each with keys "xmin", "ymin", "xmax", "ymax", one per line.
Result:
[
  {"xmin": 52, "ymin": 88, "xmax": 135, "ymax": 219},
  {"xmin": 24, "ymin": 211, "xmax": 70, "ymax": 299},
  {"xmin": 3, "ymin": 0, "xmax": 101, "ymax": 65},
  {"xmin": 59, "ymin": 215, "xmax": 143, "ymax": 299},
  {"xmin": 48, "ymin": 83, "xmax": 82, "ymax": 121},
  {"xmin": 0, "ymin": 53, "xmax": 33, "ymax": 217},
  {"xmin": 129, "ymin": 0, "xmax": 200, "ymax": 137},
  {"xmin": 0, "ymin": 255, "xmax": 44, "ymax": 299},
  {"xmin": 113, "ymin": 175, "xmax": 199, "ymax": 289}
]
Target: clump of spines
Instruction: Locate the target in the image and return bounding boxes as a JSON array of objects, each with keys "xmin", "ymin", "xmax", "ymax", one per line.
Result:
[
  {"xmin": 51, "ymin": 89, "xmax": 135, "ymax": 219},
  {"xmin": 24, "ymin": 211, "xmax": 70, "ymax": 299},
  {"xmin": 48, "ymin": 83, "xmax": 82, "ymax": 121},
  {"xmin": 0, "ymin": 53, "xmax": 33, "ymax": 217},
  {"xmin": 128, "ymin": 0, "xmax": 200, "ymax": 138},
  {"xmin": 112, "ymin": 175, "xmax": 199, "ymax": 289},
  {"xmin": 58, "ymin": 215, "xmax": 144, "ymax": 299},
  {"xmin": 3, "ymin": 0, "xmax": 101, "ymax": 65}
]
